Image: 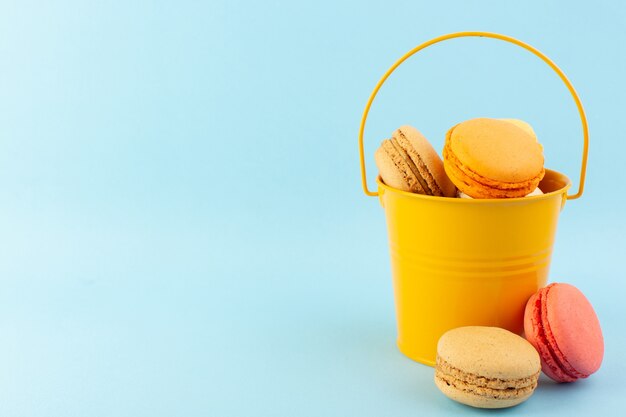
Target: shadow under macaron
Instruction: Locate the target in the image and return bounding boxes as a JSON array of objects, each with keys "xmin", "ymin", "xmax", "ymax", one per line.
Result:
[
  {"xmin": 534, "ymin": 373, "xmax": 590, "ymax": 394},
  {"xmin": 430, "ymin": 392, "xmax": 534, "ymax": 415}
]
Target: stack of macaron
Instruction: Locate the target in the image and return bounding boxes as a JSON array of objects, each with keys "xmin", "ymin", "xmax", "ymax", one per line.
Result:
[{"xmin": 375, "ymin": 117, "xmax": 545, "ymax": 199}]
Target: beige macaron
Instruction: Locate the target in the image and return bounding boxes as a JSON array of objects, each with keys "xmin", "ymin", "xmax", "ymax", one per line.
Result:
[
  {"xmin": 434, "ymin": 326, "xmax": 541, "ymax": 409},
  {"xmin": 375, "ymin": 126, "xmax": 456, "ymax": 197}
]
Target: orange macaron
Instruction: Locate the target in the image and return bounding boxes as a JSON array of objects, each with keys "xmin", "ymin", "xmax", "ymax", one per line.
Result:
[{"xmin": 443, "ymin": 118, "xmax": 545, "ymax": 199}]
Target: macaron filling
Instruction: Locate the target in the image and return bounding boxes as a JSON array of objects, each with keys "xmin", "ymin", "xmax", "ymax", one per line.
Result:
[
  {"xmin": 528, "ymin": 286, "xmax": 587, "ymax": 382},
  {"xmin": 443, "ymin": 141, "xmax": 544, "ymax": 198},
  {"xmin": 435, "ymin": 357, "xmax": 539, "ymax": 400},
  {"xmin": 539, "ymin": 285, "xmax": 588, "ymax": 380},
  {"xmin": 380, "ymin": 140, "xmax": 425, "ymax": 193},
  {"xmin": 393, "ymin": 129, "xmax": 447, "ymax": 196},
  {"xmin": 389, "ymin": 137, "xmax": 434, "ymax": 195},
  {"xmin": 528, "ymin": 290, "xmax": 576, "ymax": 382}
]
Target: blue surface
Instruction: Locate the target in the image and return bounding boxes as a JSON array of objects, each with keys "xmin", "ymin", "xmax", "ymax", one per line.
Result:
[{"xmin": 1, "ymin": 0, "xmax": 625, "ymax": 415}]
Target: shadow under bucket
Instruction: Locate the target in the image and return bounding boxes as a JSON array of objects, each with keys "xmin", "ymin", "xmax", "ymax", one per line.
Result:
[{"xmin": 377, "ymin": 169, "xmax": 571, "ymax": 365}]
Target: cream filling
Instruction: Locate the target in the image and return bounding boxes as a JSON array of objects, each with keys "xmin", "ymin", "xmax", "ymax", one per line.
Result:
[
  {"xmin": 436, "ymin": 357, "xmax": 539, "ymax": 390},
  {"xmin": 435, "ymin": 372, "xmax": 537, "ymax": 400},
  {"xmin": 394, "ymin": 130, "xmax": 443, "ymax": 196},
  {"xmin": 389, "ymin": 138, "xmax": 433, "ymax": 195},
  {"xmin": 383, "ymin": 140, "xmax": 424, "ymax": 193},
  {"xmin": 457, "ymin": 187, "xmax": 543, "ymax": 199}
]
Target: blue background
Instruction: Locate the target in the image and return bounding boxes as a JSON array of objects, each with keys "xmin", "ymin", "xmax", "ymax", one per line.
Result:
[{"xmin": 1, "ymin": 0, "xmax": 625, "ymax": 415}]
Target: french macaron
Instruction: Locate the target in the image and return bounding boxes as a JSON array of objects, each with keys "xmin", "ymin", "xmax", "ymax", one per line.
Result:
[
  {"xmin": 435, "ymin": 326, "xmax": 541, "ymax": 409},
  {"xmin": 524, "ymin": 283, "xmax": 604, "ymax": 383},
  {"xmin": 375, "ymin": 126, "xmax": 456, "ymax": 197},
  {"xmin": 443, "ymin": 118, "xmax": 545, "ymax": 199}
]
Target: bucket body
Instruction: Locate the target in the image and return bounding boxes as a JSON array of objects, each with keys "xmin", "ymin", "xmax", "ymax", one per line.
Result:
[{"xmin": 378, "ymin": 169, "xmax": 571, "ymax": 365}]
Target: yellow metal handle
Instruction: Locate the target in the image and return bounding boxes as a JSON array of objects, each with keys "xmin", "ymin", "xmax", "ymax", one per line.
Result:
[{"xmin": 359, "ymin": 31, "xmax": 589, "ymax": 200}]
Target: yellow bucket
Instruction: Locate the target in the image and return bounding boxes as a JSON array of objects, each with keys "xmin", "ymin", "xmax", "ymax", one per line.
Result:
[{"xmin": 359, "ymin": 32, "xmax": 589, "ymax": 366}]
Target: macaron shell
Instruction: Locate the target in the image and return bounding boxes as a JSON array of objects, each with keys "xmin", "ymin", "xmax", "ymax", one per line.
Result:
[
  {"xmin": 437, "ymin": 326, "xmax": 540, "ymax": 380},
  {"xmin": 392, "ymin": 129, "xmax": 438, "ymax": 195},
  {"xmin": 523, "ymin": 290, "xmax": 540, "ymax": 348},
  {"xmin": 500, "ymin": 119, "xmax": 537, "ymax": 140},
  {"xmin": 448, "ymin": 118, "xmax": 544, "ymax": 183},
  {"xmin": 541, "ymin": 285, "xmax": 587, "ymax": 380},
  {"xmin": 524, "ymin": 286, "xmax": 578, "ymax": 382},
  {"xmin": 546, "ymin": 283, "xmax": 604, "ymax": 377}
]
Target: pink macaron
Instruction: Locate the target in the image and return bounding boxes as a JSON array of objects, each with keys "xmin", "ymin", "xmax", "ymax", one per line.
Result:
[{"xmin": 524, "ymin": 283, "xmax": 604, "ymax": 383}]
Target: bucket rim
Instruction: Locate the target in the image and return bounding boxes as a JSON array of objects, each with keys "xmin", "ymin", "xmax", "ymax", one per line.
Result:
[{"xmin": 376, "ymin": 168, "xmax": 572, "ymax": 203}]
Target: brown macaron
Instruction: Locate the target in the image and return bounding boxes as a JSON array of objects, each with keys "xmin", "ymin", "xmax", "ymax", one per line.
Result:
[{"xmin": 375, "ymin": 126, "xmax": 456, "ymax": 197}]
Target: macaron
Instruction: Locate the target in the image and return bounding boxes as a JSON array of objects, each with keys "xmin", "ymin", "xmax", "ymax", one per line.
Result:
[
  {"xmin": 457, "ymin": 187, "xmax": 543, "ymax": 199},
  {"xmin": 443, "ymin": 118, "xmax": 545, "ymax": 199},
  {"xmin": 434, "ymin": 326, "xmax": 541, "ymax": 409},
  {"xmin": 375, "ymin": 126, "xmax": 456, "ymax": 197},
  {"xmin": 524, "ymin": 283, "xmax": 604, "ymax": 383}
]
